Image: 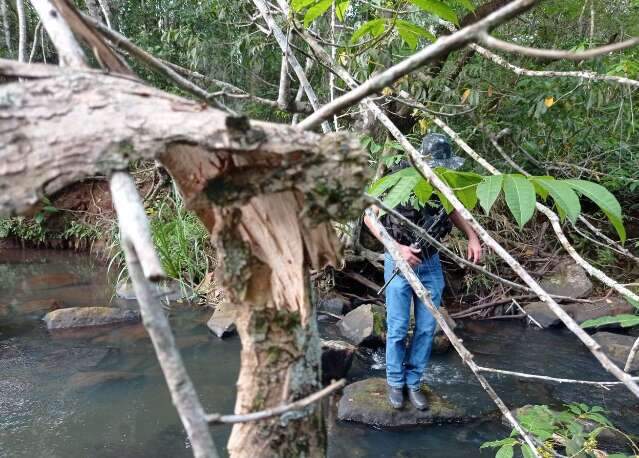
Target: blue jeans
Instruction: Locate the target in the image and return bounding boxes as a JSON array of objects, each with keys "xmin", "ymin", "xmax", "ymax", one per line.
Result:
[{"xmin": 384, "ymin": 251, "xmax": 445, "ymax": 390}]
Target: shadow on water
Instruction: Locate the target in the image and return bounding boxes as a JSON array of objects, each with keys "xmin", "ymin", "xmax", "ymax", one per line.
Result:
[{"xmin": 1, "ymin": 248, "xmax": 637, "ymax": 457}]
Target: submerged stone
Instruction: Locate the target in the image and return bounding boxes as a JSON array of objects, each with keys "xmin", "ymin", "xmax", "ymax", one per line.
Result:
[
  {"xmin": 43, "ymin": 307, "xmax": 140, "ymax": 330},
  {"xmin": 337, "ymin": 377, "xmax": 465, "ymax": 427},
  {"xmin": 25, "ymin": 272, "xmax": 81, "ymax": 291},
  {"xmin": 338, "ymin": 304, "xmax": 386, "ymax": 347},
  {"xmin": 116, "ymin": 279, "xmax": 195, "ymax": 302},
  {"xmin": 70, "ymin": 370, "xmax": 143, "ymax": 389},
  {"xmin": 592, "ymin": 332, "xmax": 639, "ymax": 372}
]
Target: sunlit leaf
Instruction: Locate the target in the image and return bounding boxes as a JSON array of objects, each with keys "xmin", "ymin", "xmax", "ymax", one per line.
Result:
[
  {"xmin": 291, "ymin": 0, "xmax": 317, "ymax": 12},
  {"xmin": 336, "ymin": 0, "xmax": 349, "ymax": 21},
  {"xmin": 477, "ymin": 175, "xmax": 503, "ymax": 215},
  {"xmin": 496, "ymin": 445, "xmax": 514, "ymax": 458},
  {"xmin": 350, "ymin": 18, "xmax": 386, "ymax": 43},
  {"xmin": 367, "ymin": 167, "xmax": 415, "ymax": 196},
  {"xmin": 408, "ymin": 0, "xmax": 459, "ymax": 24},
  {"xmin": 503, "ymin": 175, "xmax": 536, "ymax": 228},
  {"xmin": 461, "ymin": 88, "xmax": 471, "ymax": 104},
  {"xmin": 544, "ymin": 96, "xmax": 555, "ymax": 108},
  {"xmin": 304, "ymin": 0, "xmax": 332, "ymax": 27},
  {"xmin": 382, "ymin": 173, "xmax": 421, "ymax": 209}
]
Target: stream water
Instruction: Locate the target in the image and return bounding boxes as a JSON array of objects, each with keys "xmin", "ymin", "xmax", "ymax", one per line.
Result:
[{"xmin": 1, "ymin": 248, "xmax": 637, "ymax": 457}]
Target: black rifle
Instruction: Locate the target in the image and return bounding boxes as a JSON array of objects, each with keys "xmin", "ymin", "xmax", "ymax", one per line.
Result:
[{"xmin": 377, "ymin": 206, "xmax": 447, "ymax": 296}]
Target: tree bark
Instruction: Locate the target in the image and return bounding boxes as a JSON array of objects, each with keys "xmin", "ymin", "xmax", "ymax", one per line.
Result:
[{"xmin": 0, "ymin": 61, "xmax": 369, "ymax": 457}]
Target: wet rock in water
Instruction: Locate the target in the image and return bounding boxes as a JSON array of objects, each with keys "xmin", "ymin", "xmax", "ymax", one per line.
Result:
[
  {"xmin": 318, "ymin": 293, "xmax": 350, "ymax": 316},
  {"xmin": 540, "ymin": 260, "xmax": 593, "ymax": 299},
  {"xmin": 525, "ymin": 297, "xmax": 635, "ymax": 328},
  {"xmin": 25, "ymin": 272, "xmax": 81, "ymax": 291},
  {"xmin": 337, "ymin": 378, "xmax": 464, "ymax": 427},
  {"xmin": 116, "ymin": 279, "xmax": 195, "ymax": 302},
  {"xmin": 207, "ymin": 302, "xmax": 236, "ymax": 338},
  {"xmin": 338, "ymin": 304, "xmax": 386, "ymax": 347},
  {"xmin": 321, "ymin": 339, "xmax": 356, "ymax": 385},
  {"xmin": 563, "ymin": 297, "xmax": 634, "ymax": 326},
  {"xmin": 91, "ymin": 323, "xmax": 149, "ymax": 344},
  {"xmin": 43, "ymin": 307, "xmax": 140, "ymax": 330},
  {"xmin": 176, "ymin": 334, "xmax": 210, "ymax": 350},
  {"xmin": 40, "ymin": 346, "xmax": 116, "ymax": 372},
  {"xmin": 70, "ymin": 370, "xmax": 143, "ymax": 389},
  {"xmin": 592, "ymin": 332, "xmax": 639, "ymax": 371},
  {"xmin": 524, "ymin": 301, "xmax": 562, "ymax": 327}
]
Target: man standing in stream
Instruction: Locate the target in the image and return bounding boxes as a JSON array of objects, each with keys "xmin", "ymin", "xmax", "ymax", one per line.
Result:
[{"xmin": 364, "ymin": 133, "xmax": 482, "ymax": 411}]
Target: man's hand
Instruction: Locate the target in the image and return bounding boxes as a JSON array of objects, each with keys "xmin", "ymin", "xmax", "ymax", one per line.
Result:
[
  {"xmin": 467, "ymin": 236, "xmax": 482, "ymax": 263},
  {"xmin": 398, "ymin": 244, "xmax": 422, "ymax": 267}
]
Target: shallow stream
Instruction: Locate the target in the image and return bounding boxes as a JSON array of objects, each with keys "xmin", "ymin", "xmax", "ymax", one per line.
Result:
[{"xmin": 1, "ymin": 249, "xmax": 637, "ymax": 457}]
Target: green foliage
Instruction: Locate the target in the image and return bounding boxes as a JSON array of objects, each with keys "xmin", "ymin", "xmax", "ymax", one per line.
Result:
[
  {"xmin": 581, "ymin": 314, "xmax": 639, "ymax": 328},
  {"xmin": 109, "ymin": 187, "xmax": 214, "ymax": 287},
  {"xmin": 408, "ymin": 0, "xmax": 459, "ymax": 25},
  {"xmin": 368, "ymin": 167, "xmax": 626, "ymax": 240},
  {"xmin": 481, "ymin": 403, "xmax": 638, "ymax": 458}
]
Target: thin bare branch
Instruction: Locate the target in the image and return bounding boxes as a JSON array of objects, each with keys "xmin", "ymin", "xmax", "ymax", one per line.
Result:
[
  {"xmin": 16, "ymin": 0, "xmax": 26, "ymax": 62},
  {"xmin": 206, "ymin": 379, "xmax": 346, "ymax": 424},
  {"xmin": 296, "ymin": 0, "xmax": 539, "ymax": 129},
  {"xmin": 477, "ymin": 365, "xmax": 639, "ymax": 388},
  {"xmin": 1, "ymin": 0, "xmax": 11, "ymax": 56},
  {"xmin": 625, "ymin": 338, "xmax": 639, "ymax": 373},
  {"xmin": 478, "ymin": 31, "xmax": 639, "ymax": 61},
  {"xmin": 28, "ymin": 20, "xmax": 41, "ymax": 63},
  {"xmin": 252, "ymin": 0, "xmax": 332, "ymax": 133},
  {"xmin": 81, "ymin": 13, "xmax": 231, "ymax": 111}
]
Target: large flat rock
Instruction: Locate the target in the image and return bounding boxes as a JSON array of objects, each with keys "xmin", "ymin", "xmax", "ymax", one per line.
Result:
[
  {"xmin": 43, "ymin": 307, "xmax": 140, "ymax": 330},
  {"xmin": 206, "ymin": 302, "xmax": 236, "ymax": 338},
  {"xmin": 337, "ymin": 378, "xmax": 465, "ymax": 427}
]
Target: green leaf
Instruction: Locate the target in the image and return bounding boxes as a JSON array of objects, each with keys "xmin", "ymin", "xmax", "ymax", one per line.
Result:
[
  {"xmin": 477, "ymin": 175, "xmax": 503, "ymax": 215},
  {"xmin": 434, "ymin": 190, "xmax": 454, "ymax": 213},
  {"xmin": 292, "ymin": 0, "xmax": 317, "ymax": 12},
  {"xmin": 520, "ymin": 445, "xmax": 535, "ymax": 458},
  {"xmin": 495, "ymin": 445, "xmax": 514, "ymax": 458},
  {"xmin": 438, "ymin": 170, "xmax": 481, "ymax": 210},
  {"xmin": 304, "ymin": 0, "xmax": 332, "ymax": 27},
  {"xmin": 449, "ymin": 0, "xmax": 475, "ymax": 11},
  {"xmin": 408, "ymin": 0, "xmax": 458, "ymax": 24},
  {"xmin": 503, "ymin": 175, "xmax": 536, "ymax": 228},
  {"xmin": 480, "ymin": 438, "xmax": 518, "ymax": 449},
  {"xmin": 336, "ymin": 0, "xmax": 349, "ymax": 21},
  {"xmin": 414, "ymin": 179, "xmax": 433, "ymax": 204},
  {"xmin": 382, "ymin": 173, "xmax": 422, "ymax": 209},
  {"xmin": 531, "ymin": 177, "xmax": 581, "ymax": 223},
  {"xmin": 350, "ymin": 18, "xmax": 385, "ymax": 43},
  {"xmin": 564, "ymin": 179, "xmax": 625, "ymax": 242},
  {"xmin": 583, "ymin": 412, "xmax": 612, "ymax": 427},
  {"xmin": 368, "ymin": 167, "xmax": 417, "ymax": 196},
  {"xmin": 581, "ymin": 314, "xmax": 639, "ymax": 328},
  {"xmin": 395, "ymin": 19, "xmax": 435, "ymax": 49}
]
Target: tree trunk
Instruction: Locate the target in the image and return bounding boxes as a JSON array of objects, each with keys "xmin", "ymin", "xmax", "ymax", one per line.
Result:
[{"xmin": 0, "ymin": 62, "xmax": 369, "ymax": 457}]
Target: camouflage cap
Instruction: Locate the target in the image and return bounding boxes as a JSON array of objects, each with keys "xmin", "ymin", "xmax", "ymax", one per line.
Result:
[{"xmin": 420, "ymin": 133, "xmax": 465, "ymax": 170}]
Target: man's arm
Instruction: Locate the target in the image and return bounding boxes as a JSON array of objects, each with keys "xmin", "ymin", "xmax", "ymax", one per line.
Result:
[
  {"xmin": 363, "ymin": 206, "xmax": 422, "ymax": 267},
  {"xmin": 449, "ymin": 209, "xmax": 482, "ymax": 263}
]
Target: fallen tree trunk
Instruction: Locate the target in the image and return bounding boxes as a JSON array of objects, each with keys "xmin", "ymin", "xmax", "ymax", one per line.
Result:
[{"xmin": 0, "ymin": 60, "xmax": 369, "ymax": 457}]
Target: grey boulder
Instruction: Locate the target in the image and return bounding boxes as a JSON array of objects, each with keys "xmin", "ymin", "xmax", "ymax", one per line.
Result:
[
  {"xmin": 338, "ymin": 304, "xmax": 386, "ymax": 346},
  {"xmin": 540, "ymin": 260, "xmax": 593, "ymax": 299}
]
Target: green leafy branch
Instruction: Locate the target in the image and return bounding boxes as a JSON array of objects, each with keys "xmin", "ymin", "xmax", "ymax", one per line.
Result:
[{"xmin": 368, "ymin": 167, "xmax": 626, "ymax": 241}]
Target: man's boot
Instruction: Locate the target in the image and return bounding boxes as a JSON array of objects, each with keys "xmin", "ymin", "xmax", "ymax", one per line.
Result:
[
  {"xmin": 408, "ymin": 388, "xmax": 429, "ymax": 411},
  {"xmin": 388, "ymin": 386, "xmax": 404, "ymax": 409}
]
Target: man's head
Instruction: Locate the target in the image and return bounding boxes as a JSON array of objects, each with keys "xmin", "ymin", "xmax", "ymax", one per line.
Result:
[{"xmin": 420, "ymin": 133, "xmax": 464, "ymax": 170}]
